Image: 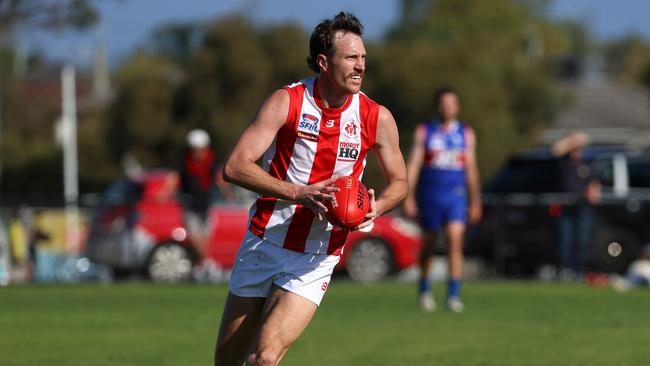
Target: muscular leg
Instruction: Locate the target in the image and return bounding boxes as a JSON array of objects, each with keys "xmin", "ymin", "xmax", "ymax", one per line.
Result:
[
  {"xmin": 445, "ymin": 222, "xmax": 466, "ymax": 280},
  {"xmin": 418, "ymin": 230, "xmax": 438, "ymax": 310},
  {"xmin": 247, "ymin": 285, "xmax": 318, "ymax": 366},
  {"xmin": 215, "ymin": 292, "xmax": 266, "ymax": 366},
  {"xmin": 419, "ymin": 230, "xmax": 438, "ymax": 282},
  {"xmin": 445, "ymin": 221, "xmax": 466, "ymax": 311}
]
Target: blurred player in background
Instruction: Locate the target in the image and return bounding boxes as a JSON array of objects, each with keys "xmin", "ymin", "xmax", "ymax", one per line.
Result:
[
  {"xmin": 214, "ymin": 12, "xmax": 407, "ymax": 366},
  {"xmin": 161, "ymin": 128, "xmax": 234, "ymax": 279},
  {"xmin": 404, "ymin": 87, "xmax": 482, "ymax": 313}
]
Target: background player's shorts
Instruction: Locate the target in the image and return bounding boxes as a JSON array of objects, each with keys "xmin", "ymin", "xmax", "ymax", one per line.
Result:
[
  {"xmin": 229, "ymin": 230, "xmax": 340, "ymax": 306},
  {"xmin": 418, "ymin": 198, "xmax": 467, "ymax": 231}
]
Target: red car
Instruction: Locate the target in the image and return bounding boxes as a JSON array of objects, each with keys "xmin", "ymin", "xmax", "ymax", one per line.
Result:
[{"xmin": 85, "ymin": 171, "xmax": 422, "ymax": 282}]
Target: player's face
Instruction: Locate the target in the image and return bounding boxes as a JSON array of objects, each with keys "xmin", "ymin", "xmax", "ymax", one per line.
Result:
[
  {"xmin": 324, "ymin": 31, "xmax": 366, "ymax": 94},
  {"xmin": 438, "ymin": 93, "xmax": 460, "ymax": 120}
]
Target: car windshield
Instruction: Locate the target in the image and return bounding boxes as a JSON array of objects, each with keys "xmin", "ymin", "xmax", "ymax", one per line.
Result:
[{"xmin": 628, "ymin": 159, "xmax": 650, "ymax": 189}]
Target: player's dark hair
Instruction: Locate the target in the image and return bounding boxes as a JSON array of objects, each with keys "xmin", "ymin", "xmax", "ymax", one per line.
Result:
[
  {"xmin": 434, "ymin": 86, "xmax": 458, "ymax": 107},
  {"xmin": 307, "ymin": 12, "xmax": 364, "ymax": 73}
]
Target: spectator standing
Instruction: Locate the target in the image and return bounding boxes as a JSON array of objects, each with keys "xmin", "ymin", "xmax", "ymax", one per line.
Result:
[{"xmin": 551, "ymin": 132, "xmax": 601, "ymax": 279}]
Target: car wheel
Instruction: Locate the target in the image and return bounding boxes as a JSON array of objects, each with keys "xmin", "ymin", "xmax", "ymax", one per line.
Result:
[
  {"xmin": 147, "ymin": 243, "xmax": 194, "ymax": 282},
  {"xmin": 590, "ymin": 228, "xmax": 641, "ymax": 274},
  {"xmin": 346, "ymin": 238, "xmax": 394, "ymax": 283}
]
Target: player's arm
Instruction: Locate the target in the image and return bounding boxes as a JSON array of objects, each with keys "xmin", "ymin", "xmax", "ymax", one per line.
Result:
[
  {"xmin": 550, "ymin": 132, "xmax": 589, "ymax": 157},
  {"xmin": 358, "ymin": 106, "xmax": 408, "ymax": 228},
  {"xmin": 464, "ymin": 127, "xmax": 482, "ymax": 224},
  {"xmin": 215, "ymin": 165, "xmax": 237, "ymax": 203},
  {"xmin": 403, "ymin": 124, "xmax": 426, "ymax": 218},
  {"xmin": 223, "ymin": 89, "xmax": 338, "ymax": 210}
]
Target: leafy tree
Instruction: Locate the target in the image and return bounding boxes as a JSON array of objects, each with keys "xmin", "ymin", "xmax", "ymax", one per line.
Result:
[
  {"xmin": 107, "ymin": 52, "xmax": 183, "ymax": 169},
  {"xmin": 147, "ymin": 21, "xmax": 203, "ymax": 65},
  {"xmin": 0, "ymin": 0, "xmax": 106, "ymax": 200},
  {"xmin": 0, "ymin": 0, "xmax": 99, "ymax": 34},
  {"xmin": 364, "ymin": 0, "xmax": 568, "ymax": 183},
  {"xmin": 603, "ymin": 35, "xmax": 650, "ymax": 88},
  {"xmin": 7, "ymin": 0, "xmax": 579, "ymax": 199}
]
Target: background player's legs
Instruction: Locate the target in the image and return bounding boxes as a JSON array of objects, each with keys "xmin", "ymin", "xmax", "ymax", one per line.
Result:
[
  {"xmin": 247, "ymin": 285, "xmax": 318, "ymax": 366},
  {"xmin": 185, "ymin": 211, "xmax": 209, "ymax": 259},
  {"xmin": 419, "ymin": 230, "xmax": 438, "ymax": 285},
  {"xmin": 215, "ymin": 292, "xmax": 266, "ymax": 366},
  {"xmin": 446, "ymin": 221, "xmax": 465, "ymax": 280},
  {"xmin": 418, "ymin": 230, "xmax": 437, "ymax": 311},
  {"xmin": 445, "ymin": 221, "xmax": 466, "ymax": 312}
]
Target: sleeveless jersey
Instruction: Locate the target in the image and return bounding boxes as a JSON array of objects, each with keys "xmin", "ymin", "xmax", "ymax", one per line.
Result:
[
  {"xmin": 417, "ymin": 120, "xmax": 468, "ymax": 202},
  {"xmin": 248, "ymin": 77, "xmax": 380, "ymax": 256}
]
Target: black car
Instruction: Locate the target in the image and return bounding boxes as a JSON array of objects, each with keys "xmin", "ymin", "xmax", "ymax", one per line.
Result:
[{"xmin": 469, "ymin": 146, "xmax": 650, "ymax": 276}]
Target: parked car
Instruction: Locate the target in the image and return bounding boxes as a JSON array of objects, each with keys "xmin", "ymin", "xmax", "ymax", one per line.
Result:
[
  {"xmin": 84, "ymin": 170, "xmax": 422, "ymax": 282},
  {"xmin": 471, "ymin": 147, "xmax": 650, "ymax": 276}
]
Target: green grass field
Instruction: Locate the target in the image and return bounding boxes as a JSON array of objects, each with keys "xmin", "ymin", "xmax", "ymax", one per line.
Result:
[{"xmin": 1, "ymin": 280, "xmax": 649, "ymax": 366}]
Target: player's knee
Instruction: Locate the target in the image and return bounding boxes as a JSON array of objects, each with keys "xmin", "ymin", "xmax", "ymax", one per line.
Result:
[
  {"xmin": 247, "ymin": 348, "xmax": 280, "ymax": 366},
  {"xmin": 420, "ymin": 244, "xmax": 436, "ymax": 257},
  {"xmin": 448, "ymin": 239, "xmax": 464, "ymax": 252}
]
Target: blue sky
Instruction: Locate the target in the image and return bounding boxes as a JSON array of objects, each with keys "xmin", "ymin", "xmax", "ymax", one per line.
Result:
[{"xmin": 19, "ymin": 0, "xmax": 650, "ymax": 67}]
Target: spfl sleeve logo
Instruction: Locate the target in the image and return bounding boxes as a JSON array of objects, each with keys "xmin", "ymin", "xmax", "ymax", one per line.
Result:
[{"xmin": 297, "ymin": 113, "xmax": 320, "ymax": 142}]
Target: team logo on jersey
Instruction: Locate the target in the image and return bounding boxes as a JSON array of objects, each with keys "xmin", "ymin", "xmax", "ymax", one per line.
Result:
[
  {"xmin": 298, "ymin": 113, "xmax": 320, "ymax": 141},
  {"xmin": 337, "ymin": 141, "xmax": 360, "ymax": 162},
  {"xmin": 343, "ymin": 120, "xmax": 359, "ymax": 139},
  {"xmin": 428, "ymin": 135, "xmax": 446, "ymax": 150},
  {"xmin": 426, "ymin": 149, "xmax": 466, "ymax": 170},
  {"xmin": 450, "ymin": 132, "xmax": 464, "ymax": 146}
]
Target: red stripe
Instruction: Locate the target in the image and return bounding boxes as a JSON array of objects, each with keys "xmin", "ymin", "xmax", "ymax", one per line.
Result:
[
  {"xmin": 282, "ymin": 206, "xmax": 315, "ymax": 251},
  {"xmin": 249, "ymin": 197, "xmax": 277, "ymax": 238},
  {"xmin": 352, "ymin": 94, "xmax": 379, "ymax": 179},
  {"xmin": 327, "ymin": 227, "xmax": 348, "ymax": 255},
  {"xmin": 249, "ymin": 85, "xmax": 304, "ymax": 237},
  {"xmin": 327, "ymin": 95, "xmax": 379, "ymax": 253},
  {"xmin": 283, "ymin": 107, "xmax": 342, "ymax": 251}
]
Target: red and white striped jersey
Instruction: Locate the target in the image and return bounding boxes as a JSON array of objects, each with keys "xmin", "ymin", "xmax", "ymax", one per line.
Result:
[{"xmin": 247, "ymin": 77, "xmax": 380, "ymax": 256}]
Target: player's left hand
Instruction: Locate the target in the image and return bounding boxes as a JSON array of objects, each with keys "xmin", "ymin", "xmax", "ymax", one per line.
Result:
[
  {"xmin": 468, "ymin": 201, "xmax": 482, "ymax": 225},
  {"xmin": 355, "ymin": 188, "xmax": 379, "ymax": 230}
]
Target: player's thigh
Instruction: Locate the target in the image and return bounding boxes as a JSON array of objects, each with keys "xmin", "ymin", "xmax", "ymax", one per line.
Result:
[
  {"xmin": 420, "ymin": 230, "xmax": 438, "ymax": 254},
  {"xmin": 418, "ymin": 202, "xmax": 444, "ymax": 232},
  {"xmin": 255, "ymin": 285, "xmax": 318, "ymax": 355},
  {"xmin": 215, "ymin": 292, "xmax": 266, "ymax": 363},
  {"xmin": 445, "ymin": 221, "xmax": 466, "ymax": 250}
]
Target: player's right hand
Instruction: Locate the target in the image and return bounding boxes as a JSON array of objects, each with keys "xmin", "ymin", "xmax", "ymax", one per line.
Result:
[
  {"xmin": 294, "ymin": 176, "xmax": 340, "ymax": 213},
  {"xmin": 403, "ymin": 196, "xmax": 418, "ymax": 219}
]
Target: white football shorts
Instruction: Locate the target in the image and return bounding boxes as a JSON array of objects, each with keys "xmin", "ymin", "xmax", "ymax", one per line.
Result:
[{"xmin": 228, "ymin": 230, "xmax": 340, "ymax": 306}]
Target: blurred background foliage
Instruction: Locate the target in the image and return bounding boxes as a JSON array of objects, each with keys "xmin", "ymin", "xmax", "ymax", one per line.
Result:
[{"xmin": 2, "ymin": 0, "xmax": 650, "ymax": 201}]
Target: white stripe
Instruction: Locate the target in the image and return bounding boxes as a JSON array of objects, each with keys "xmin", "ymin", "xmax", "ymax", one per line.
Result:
[
  {"xmin": 332, "ymin": 94, "xmax": 361, "ymax": 177},
  {"xmin": 302, "ymin": 77, "xmax": 319, "ymax": 111},
  {"xmin": 304, "ymin": 215, "xmax": 333, "ymax": 254},
  {"xmin": 285, "ymin": 139, "xmax": 316, "ymax": 184},
  {"xmin": 263, "ymin": 200, "xmax": 296, "ymax": 245}
]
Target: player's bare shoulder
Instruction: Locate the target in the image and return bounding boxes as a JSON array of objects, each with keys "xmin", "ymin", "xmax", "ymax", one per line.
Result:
[
  {"xmin": 463, "ymin": 124, "xmax": 477, "ymax": 147},
  {"xmin": 249, "ymin": 88, "xmax": 291, "ymax": 132},
  {"xmin": 375, "ymin": 105, "xmax": 400, "ymax": 143}
]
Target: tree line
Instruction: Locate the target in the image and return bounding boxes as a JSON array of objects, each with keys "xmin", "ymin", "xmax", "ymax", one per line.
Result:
[{"xmin": 3, "ymin": 0, "xmax": 626, "ymax": 203}]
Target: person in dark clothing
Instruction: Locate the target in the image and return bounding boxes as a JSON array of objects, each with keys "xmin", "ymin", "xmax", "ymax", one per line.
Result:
[
  {"xmin": 551, "ymin": 132, "xmax": 601, "ymax": 279},
  {"xmin": 162, "ymin": 129, "xmax": 233, "ymax": 274}
]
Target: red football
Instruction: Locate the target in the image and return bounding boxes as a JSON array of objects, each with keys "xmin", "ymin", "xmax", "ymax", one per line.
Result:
[{"xmin": 324, "ymin": 176, "xmax": 370, "ymax": 230}]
